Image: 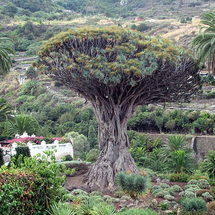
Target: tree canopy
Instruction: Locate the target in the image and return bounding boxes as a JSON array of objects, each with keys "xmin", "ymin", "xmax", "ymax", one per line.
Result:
[
  {"xmin": 0, "ymin": 37, "xmax": 15, "ymax": 75},
  {"xmin": 192, "ymin": 12, "xmax": 215, "ymax": 74},
  {"xmin": 36, "ymin": 26, "xmax": 201, "ymax": 188},
  {"xmin": 37, "ymin": 26, "xmax": 200, "ymax": 108}
]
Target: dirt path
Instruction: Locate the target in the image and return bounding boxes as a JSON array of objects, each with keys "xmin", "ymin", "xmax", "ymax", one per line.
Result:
[{"xmin": 66, "ymin": 174, "xmax": 85, "ymax": 187}]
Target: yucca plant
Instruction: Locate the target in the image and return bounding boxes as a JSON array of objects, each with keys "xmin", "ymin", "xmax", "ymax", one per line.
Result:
[
  {"xmin": 115, "ymin": 172, "xmax": 149, "ymax": 199},
  {"xmin": 90, "ymin": 202, "xmax": 115, "ymax": 215},
  {"xmin": 46, "ymin": 202, "xmax": 75, "ymax": 215},
  {"xmin": 75, "ymin": 196, "xmax": 104, "ymax": 215}
]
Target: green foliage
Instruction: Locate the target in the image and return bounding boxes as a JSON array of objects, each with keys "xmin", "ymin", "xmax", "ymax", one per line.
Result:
[
  {"xmin": 26, "ymin": 66, "xmax": 38, "ymax": 80},
  {"xmin": 11, "ymin": 0, "xmax": 54, "ymax": 12},
  {"xmin": 62, "ymin": 155, "xmax": 73, "ymax": 161},
  {"xmin": 0, "ymin": 97, "xmax": 14, "ymax": 138},
  {"xmin": 192, "ymin": 12, "xmax": 215, "ymax": 74},
  {"xmin": 64, "ymin": 131, "xmax": 90, "ymax": 159},
  {"xmin": 197, "ymin": 179, "xmax": 210, "ymax": 189},
  {"xmin": 0, "ymin": 37, "xmax": 15, "ymax": 75},
  {"xmin": 188, "ymin": 170, "xmax": 210, "ymax": 181},
  {"xmin": 128, "ymin": 106, "xmax": 215, "ymax": 135},
  {"xmin": 169, "ymin": 173, "xmax": 189, "ymax": 182},
  {"xmin": 0, "ymin": 148, "xmax": 3, "ymax": 166},
  {"xmin": 88, "ymin": 125, "xmax": 98, "ymax": 149},
  {"xmin": 180, "ymin": 197, "xmax": 207, "ymax": 215},
  {"xmin": 115, "ymin": 172, "xmax": 149, "ymax": 199},
  {"xmin": 0, "ymin": 151, "xmax": 73, "ymax": 214},
  {"xmin": 136, "ymin": 23, "xmax": 151, "ymax": 32},
  {"xmin": 46, "ymin": 202, "xmax": 75, "ymax": 215},
  {"xmin": 200, "ymin": 150, "xmax": 215, "ymax": 178},
  {"xmin": 15, "ymin": 146, "xmax": 31, "ymax": 158},
  {"xmin": 38, "ymin": 26, "xmax": 194, "ymax": 86},
  {"xmin": 162, "ymin": 135, "xmax": 196, "ymax": 174},
  {"xmin": 169, "ymin": 185, "xmax": 183, "ymax": 192},
  {"xmin": 86, "ymin": 148, "xmax": 100, "ymax": 163},
  {"xmin": 3, "ymin": 113, "xmax": 41, "ymax": 138},
  {"xmin": 159, "ymin": 202, "xmax": 169, "ymax": 210},
  {"xmin": 206, "ymin": 90, "xmax": 215, "ymax": 99}
]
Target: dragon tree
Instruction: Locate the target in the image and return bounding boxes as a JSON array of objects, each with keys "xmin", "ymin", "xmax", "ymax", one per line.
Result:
[{"xmin": 36, "ymin": 27, "xmax": 201, "ymax": 189}]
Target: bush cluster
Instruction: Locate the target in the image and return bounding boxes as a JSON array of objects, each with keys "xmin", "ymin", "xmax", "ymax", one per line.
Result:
[
  {"xmin": 0, "ymin": 153, "xmax": 74, "ymax": 214},
  {"xmin": 128, "ymin": 106, "xmax": 215, "ymax": 135}
]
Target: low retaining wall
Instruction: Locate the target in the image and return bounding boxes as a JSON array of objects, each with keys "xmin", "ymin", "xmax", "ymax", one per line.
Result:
[{"xmin": 145, "ymin": 133, "xmax": 215, "ymax": 163}]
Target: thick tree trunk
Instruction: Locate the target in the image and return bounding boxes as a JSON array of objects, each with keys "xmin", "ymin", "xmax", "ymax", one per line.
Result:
[{"xmin": 83, "ymin": 104, "xmax": 139, "ymax": 190}]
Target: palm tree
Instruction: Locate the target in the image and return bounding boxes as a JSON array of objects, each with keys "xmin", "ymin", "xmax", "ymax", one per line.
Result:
[
  {"xmin": 3, "ymin": 113, "xmax": 40, "ymax": 138},
  {"xmin": 162, "ymin": 135, "xmax": 190, "ymax": 155},
  {"xmin": 192, "ymin": 12, "xmax": 215, "ymax": 74},
  {"xmin": 0, "ymin": 97, "xmax": 14, "ymax": 136},
  {"xmin": 0, "ymin": 37, "xmax": 15, "ymax": 75}
]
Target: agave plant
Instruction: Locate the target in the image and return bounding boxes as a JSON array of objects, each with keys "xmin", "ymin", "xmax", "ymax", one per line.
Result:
[{"xmin": 115, "ymin": 172, "xmax": 149, "ymax": 199}]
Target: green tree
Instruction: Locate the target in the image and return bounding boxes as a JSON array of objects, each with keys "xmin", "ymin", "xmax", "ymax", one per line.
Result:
[
  {"xmin": 3, "ymin": 113, "xmax": 40, "ymax": 137},
  {"xmin": 26, "ymin": 66, "xmax": 38, "ymax": 80},
  {"xmin": 88, "ymin": 125, "xmax": 98, "ymax": 149},
  {"xmin": 36, "ymin": 26, "xmax": 201, "ymax": 188},
  {"xmin": 0, "ymin": 37, "xmax": 15, "ymax": 75},
  {"xmin": 0, "ymin": 98, "xmax": 14, "ymax": 137},
  {"xmin": 192, "ymin": 12, "xmax": 215, "ymax": 74},
  {"xmin": 165, "ymin": 149, "xmax": 196, "ymax": 173},
  {"xmin": 162, "ymin": 135, "xmax": 195, "ymax": 173},
  {"xmin": 65, "ymin": 131, "xmax": 90, "ymax": 159}
]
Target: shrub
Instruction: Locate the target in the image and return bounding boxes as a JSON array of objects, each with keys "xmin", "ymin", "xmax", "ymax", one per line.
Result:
[
  {"xmin": 169, "ymin": 173, "xmax": 189, "ymax": 182},
  {"xmin": 188, "ymin": 170, "xmax": 209, "ymax": 181},
  {"xmin": 160, "ymin": 183, "xmax": 170, "ymax": 189},
  {"xmin": 207, "ymin": 201, "xmax": 215, "ymax": 215},
  {"xmin": 0, "ymin": 148, "xmax": 3, "ymax": 166},
  {"xmin": 164, "ymin": 194, "xmax": 175, "ymax": 200},
  {"xmin": 114, "ymin": 190, "xmax": 124, "ymax": 198},
  {"xmin": 211, "ymin": 186, "xmax": 215, "ymax": 195},
  {"xmin": 0, "ymin": 168, "xmax": 43, "ymax": 214},
  {"xmin": 62, "ymin": 154, "xmax": 73, "ymax": 161},
  {"xmin": 90, "ymin": 191, "xmax": 103, "ymax": 197},
  {"xmin": 179, "ymin": 191, "xmax": 196, "ymax": 198},
  {"xmin": 16, "ymin": 146, "xmax": 31, "ymax": 158},
  {"xmin": 159, "ymin": 202, "xmax": 169, "ymax": 210},
  {"xmin": 154, "ymin": 189, "xmax": 169, "ymax": 198},
  {"xmin": 0, "ymin": 154, "xmax": 74, "ymax": 214},
  {"xmin": 206, "ymin": 90, "xmax": 215, "ymax": 99},
  {"xmin": 75, "ymin": 196, "xmax": 109, "ymax": 215},
  {"xmin": 197, "ymin": 179, "xmax": 210, "ymax": 189},
  {"xmin": 86, "ymin": 148, "xmax": 99, "ymax": 162},
  {"xmin": 46, "ymin": 202, "xmax": 75, "ymax": 215},
  {"xmin": 200, "ymin": 151, "xmax": 215, "ymax": 178},
  {"xmin": 202, "ymin": 192, "xmax": 213, "ymax": 202},
  {"xmin": 71, "ymin": 189, "xmax": 88, "ymax": 197},
  {"xmin": 185, "ymin": 184, "xmax": 200, "ymax": 190},
  {"xmin": 169, "ymin": 185, "xmax": 183, "ymax": 192},
  {"xmin": 115, "ymin": 172, "xmax": 149, "ymax": 199},
  {"xmin": 180, "ymin": 197, "xmax": 207, "ymax": 215},
  {"xmin": 188, "ymin": 179, "xmax": 198, "ymax": 185}
]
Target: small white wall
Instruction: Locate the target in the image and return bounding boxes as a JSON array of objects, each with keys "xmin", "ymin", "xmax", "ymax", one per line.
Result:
[{"xmin": 11, "ymin": 140, "xmax": 73, "ymax": 160}]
